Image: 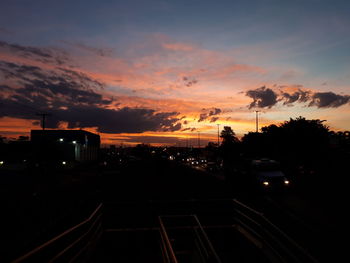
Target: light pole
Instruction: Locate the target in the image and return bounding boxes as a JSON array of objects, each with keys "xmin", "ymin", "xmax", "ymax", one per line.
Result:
[{"xmin": 255, "ymin": 111, "xmax": 260, "ymax": 133}]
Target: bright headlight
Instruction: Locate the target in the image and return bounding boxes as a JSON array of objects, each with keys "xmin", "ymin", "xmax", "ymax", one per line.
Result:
[
  {"xmin": 284, "ymin": 180, "xmax": 290, "ymax": 185},
  {"xmin": 263, "ymin": 181, "xmax": 269, "ymax": 186}
]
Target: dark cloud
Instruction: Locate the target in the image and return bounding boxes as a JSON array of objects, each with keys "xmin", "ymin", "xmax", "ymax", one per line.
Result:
[
  {"xmin": 0, "ymin": 41, "xmax": 71, "ymax": 66},
  {"xmin": 0, "ymin": 60, "xmax": 181, "ymax": 133},
  {"xmin": 182, "ymin": 76, "xmax": 198, "ymax": 87},
  {"xmin": 245, "ymin": 85, "xmax": 350, "ymax": 109},
  {"xmin": 198, "ymin": 107, "xmax": 221, "ymax": 122},
  {"xmin": 51, "ymin": 107, "xmax": 181, "ymax": 133},
  {"xmin": 198, "ymin": 113, "xmax": 208, "ymax": 122},
  {"xmin": 209, "ymin": 108, "xmax": 221, "ymax": 116},
  {"xmin": 0, "ymin": 61, "xmax": 105, "ymax": 106},
  {"xmin": 309, "ymin": 92, "xmax": 350, "ymax": 108},
  {"xmin": 210, "ymin": 117, "xmax": 219, "ymax": 123},
  {"xmin": 0, "ymin": 85, "xmax": 181, "ymax": 133},
  {"xmin": 281, "ymin": 89, "xmax": 310, "ymax": 105},
  {"xmin": 246, "ymin": 86, "xmax": 278, "ymax": 109}
]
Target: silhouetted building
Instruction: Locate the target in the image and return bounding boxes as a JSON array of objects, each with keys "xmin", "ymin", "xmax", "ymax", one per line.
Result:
[{"xmin": 31, "ymin": 130, "xmax": 100, "ymax": 163}]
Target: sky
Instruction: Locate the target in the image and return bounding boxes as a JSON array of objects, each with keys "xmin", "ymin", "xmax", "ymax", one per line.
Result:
[{"xmin": 1, "ymin": 0, "xmax": 350, "ymax": 146}]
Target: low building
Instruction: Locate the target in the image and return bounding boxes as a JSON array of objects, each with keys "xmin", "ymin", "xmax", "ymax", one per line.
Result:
[{"xmin": 31, "ymin": 130, "xmax": 100, "ymax": 163}]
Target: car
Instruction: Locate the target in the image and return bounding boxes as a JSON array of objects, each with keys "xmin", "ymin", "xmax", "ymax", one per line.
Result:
[{"xmin": 250, "ymin": 159, "xmax": 290, "ymax": 191}]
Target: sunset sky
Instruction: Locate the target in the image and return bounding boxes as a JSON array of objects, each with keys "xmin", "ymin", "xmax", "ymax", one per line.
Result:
[{"xmin": 1, "ymin": 0, "xmax": 350, "ymax": 146}]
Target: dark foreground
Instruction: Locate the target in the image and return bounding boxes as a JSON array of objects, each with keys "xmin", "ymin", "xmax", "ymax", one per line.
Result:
[{"xmin": 0, "ymin": 157, "xmax": 345, "ymax": 262}]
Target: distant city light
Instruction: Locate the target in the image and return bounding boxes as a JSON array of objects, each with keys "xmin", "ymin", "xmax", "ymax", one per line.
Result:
[
  {"xmin": 72, "ymin": 141, "xmax": 77, "ymax": 144},
  {"xmin": 62, "ymin": 161, "xmax": 66, "ymax": 165},
  {"xmin": 284, "ymin": 180, "xmax": 290, "ymax": 185},
  {"xmin": 0, "ymin": 161, "xmax": 4, "ymax": 165},
  {"xmin": 59, "ymin": 138, "xmax": 64, "ymax": 142},
  {"xmin": 263, "ymin": 181, "xmax": 269, "ymax": 186}
]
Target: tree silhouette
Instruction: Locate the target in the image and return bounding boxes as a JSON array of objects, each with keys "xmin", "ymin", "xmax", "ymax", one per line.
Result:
[
  {"xmin": 220, "ymin": 126, "xmax": 239, "ymax": 146},
  {"xmin": 242, "ymin": 116, "xmax": 332, "ymax": 173},
  {"xmin": 219, "ymin": 126, "xmax": 240, "ymax": 171}
]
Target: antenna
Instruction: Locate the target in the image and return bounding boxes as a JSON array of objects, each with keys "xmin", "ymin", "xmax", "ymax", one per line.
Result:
[{"xmin": 36, "ymin": 113, "xmax": 51, "ymax": 130}]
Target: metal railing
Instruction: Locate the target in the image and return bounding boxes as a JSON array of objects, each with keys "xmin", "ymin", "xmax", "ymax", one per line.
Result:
[
  {"xmin": 158, "ymin": 215, "xmax": 222, "ymax": 263},
  {"xmin": 159, "ymin": 216, "xmax": 179, "ymax": 263},
  {"xmin": 192, "ymin": 215, "xmax": 222, "ymax": 263},
  {"xmin": 11, "ymin": 203, "xmax": 103, "ymax": 263},
  {"xmin": 232, "ymin": 199, "xmax": 319, "ymax": 263},
  {"xmin": 10, "ymin": 199, "xmax": 319, "ymax": 263}
]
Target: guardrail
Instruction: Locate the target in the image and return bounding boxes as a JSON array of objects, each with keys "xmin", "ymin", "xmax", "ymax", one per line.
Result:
[
  {"xmin": 11, "ymin": 203, "xmax": 103, "ymax": 263},
  {"xmin": 232, "ymin": 199, "xmax": 318, "ymax": 263}
]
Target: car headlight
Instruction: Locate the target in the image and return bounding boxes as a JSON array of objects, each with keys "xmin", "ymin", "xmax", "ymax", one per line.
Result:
[
  {"xmin": 263, "ymin": 181, "xmax": 269, "ymax": 186},
  {"xmin": 284, "ymin": 180, "xmax": 290, "ymax": 185}
]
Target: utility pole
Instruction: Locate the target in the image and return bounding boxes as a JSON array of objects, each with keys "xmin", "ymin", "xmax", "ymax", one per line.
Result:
[
  {"xmin": 36, "ymin": 113, "xmax": 51, "ymax": 130},
  {"xmin": 217, "ymin": 124, "xmax": 220, "ymax": 146},
  {"xmin": 255, "ymin": 111, "xmax": 260, "ymax": 133}
]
